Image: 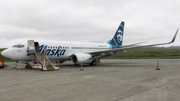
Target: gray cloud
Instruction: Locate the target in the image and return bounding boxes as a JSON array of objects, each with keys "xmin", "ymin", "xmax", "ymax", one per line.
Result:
[{"xmin": 0, "ymin": 0, "xmax": 180, "ymax": 48}]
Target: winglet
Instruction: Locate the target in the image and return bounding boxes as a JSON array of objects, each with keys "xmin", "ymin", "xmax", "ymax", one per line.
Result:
[{"xmin": 170, "ymin": 29, "xmax": 178, "ymax": 44}]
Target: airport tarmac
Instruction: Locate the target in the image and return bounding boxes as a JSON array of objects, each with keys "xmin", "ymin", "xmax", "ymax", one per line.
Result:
[{"xmin": 0, "ymin": 59, "xmax": 180, "ymax": 101}]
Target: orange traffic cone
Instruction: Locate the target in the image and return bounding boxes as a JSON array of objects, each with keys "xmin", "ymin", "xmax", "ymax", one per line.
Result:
[
  {"xmin": 80, "ymin": 61, "xmax": 83, "ymax": 71},
  {"xmin": 156, "ymin": 59, "xmax": 160, "ymax": 70}
]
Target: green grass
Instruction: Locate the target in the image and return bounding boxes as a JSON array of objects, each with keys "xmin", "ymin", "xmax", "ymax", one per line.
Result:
[{"xmin": 104, "ymin": 48, "xmax": 180, "ymax": 59}]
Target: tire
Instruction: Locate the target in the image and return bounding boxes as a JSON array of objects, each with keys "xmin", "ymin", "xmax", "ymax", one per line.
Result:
[{"xmin": 90, "ymin": 60, "xmax": 96, "ymax": 66}]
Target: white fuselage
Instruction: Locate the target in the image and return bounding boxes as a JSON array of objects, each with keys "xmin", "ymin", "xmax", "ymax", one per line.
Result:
[{"xmin": 2, "ymin": 40, "xmax": 111, "ymax": 62}]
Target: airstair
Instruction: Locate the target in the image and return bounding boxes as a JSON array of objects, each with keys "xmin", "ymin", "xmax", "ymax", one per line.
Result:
[
  {"xmin": 27, "ymin": 40, "xmax": 58, "ymax": 71},
  {"xmin": 35, "ymin": 52, "xmax": 56, "ymax": 70}
]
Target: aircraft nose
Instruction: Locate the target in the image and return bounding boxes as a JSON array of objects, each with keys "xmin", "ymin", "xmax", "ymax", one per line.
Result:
[
  {"xmin": 1, "ymin": 49, "xmax": 11, "ymax": 59},
  {"xmin": 1, "ymin": 50, "xmax": 6, "ymax": 57}
]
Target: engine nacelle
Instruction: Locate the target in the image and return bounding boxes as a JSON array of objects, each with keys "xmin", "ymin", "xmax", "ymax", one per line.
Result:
[{"xmin": 71, "ymin": 53, "xmax": 93, "ymax": 64}]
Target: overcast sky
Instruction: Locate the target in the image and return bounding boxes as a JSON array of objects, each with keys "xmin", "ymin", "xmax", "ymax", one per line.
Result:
[{"xmin": 0, "ymin": 0, "xmax": 180, "ymax": 48}]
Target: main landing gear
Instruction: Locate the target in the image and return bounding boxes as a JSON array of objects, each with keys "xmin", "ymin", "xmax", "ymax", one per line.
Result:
[{"xmin": 89, "ymin": 60, "xmax": 96, "ymax": 66}]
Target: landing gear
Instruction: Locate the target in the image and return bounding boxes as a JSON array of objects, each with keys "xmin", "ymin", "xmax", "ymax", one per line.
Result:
[
  {"xmin": 25, "ymin": 62, "xmax": 32, "ymax": 69},
  {"xmin": 89, "ymin": 60, "xmax": 96, "ymax": 66}
]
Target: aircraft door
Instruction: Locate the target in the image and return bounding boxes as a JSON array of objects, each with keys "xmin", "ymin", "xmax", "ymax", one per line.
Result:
[
  {"xmin": 34, "ymin": 42, "xmax": 39, "ymax": 52},
  {"xmin": 28, "ymin": 40, "xmax": 35, "ymax": 53}
]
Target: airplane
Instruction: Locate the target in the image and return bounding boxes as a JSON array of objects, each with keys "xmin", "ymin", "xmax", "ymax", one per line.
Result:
[{"xmin": 0, "ymin": 21, "xmax": 178, "ymax": 68}]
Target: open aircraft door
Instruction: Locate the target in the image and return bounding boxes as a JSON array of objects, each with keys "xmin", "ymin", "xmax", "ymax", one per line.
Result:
[
  {"xmin": 34, "ymin": 42, "xmax": 39, "ymax": 52},
  {"xmin": 28, "ymin": 40, "xmax": 35, "ymax": 53}
]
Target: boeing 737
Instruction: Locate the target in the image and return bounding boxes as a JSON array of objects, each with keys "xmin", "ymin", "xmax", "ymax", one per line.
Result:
[{"xmin": 1, "ymin": 21, "xmax": 178, "ymax": 67}]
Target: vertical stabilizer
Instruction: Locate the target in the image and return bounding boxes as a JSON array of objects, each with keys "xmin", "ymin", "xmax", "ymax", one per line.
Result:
[{"xmin": 107, "ymin": 21, "xmax": 125, "ymax": 46}]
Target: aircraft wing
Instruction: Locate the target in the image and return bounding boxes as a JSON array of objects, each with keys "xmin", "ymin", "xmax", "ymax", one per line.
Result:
[
  {"xmin": 88, "ymin": 29, "xmax": 178, "ymax": 56},
  {"xmin": 120, "ymin": 41, "xmax": 147, "ymax": 48}
]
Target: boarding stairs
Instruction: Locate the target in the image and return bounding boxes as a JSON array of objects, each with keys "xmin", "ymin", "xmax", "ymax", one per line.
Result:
[
  {"xmin": 35, "ymin": 52, "xmax": 57, "ymax": 70},
  {"xmin": 27, "ymin": 40, "xmax": 58, "ymax": 71}
]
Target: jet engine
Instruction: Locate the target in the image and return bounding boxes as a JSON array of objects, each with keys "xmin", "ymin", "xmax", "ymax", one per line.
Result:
[{"xmin": 71, "ymin": 53, "xmax": 93, "ymax": 64}]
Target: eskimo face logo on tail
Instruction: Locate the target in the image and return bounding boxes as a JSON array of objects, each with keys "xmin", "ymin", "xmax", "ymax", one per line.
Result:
[
  {"xmin": 39, "ymin": 45, "xmax": 66, "ymax": 57},
  {"xmin": 118, "ymin": 30, "xmax": 122, "ymax": 33},
  {"xmin": 117, "ymin": 30, "xmax": 123, "ymax": 43}
]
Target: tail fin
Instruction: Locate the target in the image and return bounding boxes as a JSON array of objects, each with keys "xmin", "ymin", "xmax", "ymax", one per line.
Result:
[{"xmin": 107, "ymin": 21, "xmax": 125, "ymax": 46}]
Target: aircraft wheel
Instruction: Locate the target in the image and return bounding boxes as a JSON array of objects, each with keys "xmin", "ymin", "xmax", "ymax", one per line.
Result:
[{"xmin": 90, "ymin": 60, "xmax": 96, "ymax": 66}]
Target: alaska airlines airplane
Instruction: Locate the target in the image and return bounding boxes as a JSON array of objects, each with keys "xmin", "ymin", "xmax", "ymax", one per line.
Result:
[{"xmin": 1, "ymin": 21, "xmax": 178, "ymax": 66}]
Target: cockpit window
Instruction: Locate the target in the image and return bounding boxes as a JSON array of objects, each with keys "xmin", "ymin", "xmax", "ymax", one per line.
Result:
[{"xmin": 12, "ymin": 44, "xmax": 25, "ymax": 48}]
